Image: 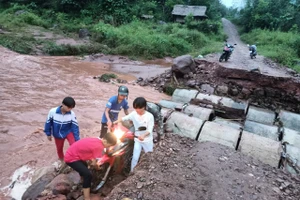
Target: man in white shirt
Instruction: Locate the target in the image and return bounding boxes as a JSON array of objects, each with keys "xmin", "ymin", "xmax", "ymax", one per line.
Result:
[{"xmin": 114, "ymin": 97, "xmax": 154, "ymax": 172}]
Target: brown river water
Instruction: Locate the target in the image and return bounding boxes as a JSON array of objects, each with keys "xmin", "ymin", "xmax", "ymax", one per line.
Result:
[{"xmin": 0, "ymin": 47, "xmax": 171, "ymax": 199}]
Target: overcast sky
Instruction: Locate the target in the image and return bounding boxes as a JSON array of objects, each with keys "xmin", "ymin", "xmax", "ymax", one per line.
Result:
[
  {"xmin": 220, "ymin": 0, "xmax": 246, "ymax": 9},
  {"xmin": 220, "ymin": 0, "xmax": 233, "ymax": 7}
]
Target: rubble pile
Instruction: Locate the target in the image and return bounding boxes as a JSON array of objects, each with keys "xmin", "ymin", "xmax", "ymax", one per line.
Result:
[{"xmin": 137, "ymin": 56, "xmax": 300, "ymax": 112}]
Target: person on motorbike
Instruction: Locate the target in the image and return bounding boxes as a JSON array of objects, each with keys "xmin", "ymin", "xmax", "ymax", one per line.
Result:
[
  {"xmin": 114, "ymin": 97, "xmax": 154, "ymax": 172},
  {"xmin": 64, "ymin": 133, "xmax": 117, "ymax": 200},
  {"xmin": 219, "ymin": 41, "xmax": 236, "ymax": 62},
  {"xmin": 248, "ymin": 44, "xmax": 257, "ymax": 58},
  {"xmin": 100, "ymin": 85, "xmax": 129, "ymax": 138}
]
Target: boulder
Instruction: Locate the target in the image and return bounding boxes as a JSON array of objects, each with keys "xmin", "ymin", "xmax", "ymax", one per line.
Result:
[
  {"xmin": 78, "ymin": 28, "xmax": 91, "ymax": 38},
  {"xmin": 31, "ymin": 166, "xmax": 56, "ymax": 184},
  {"xmin": 171, "ymin": 55, "xmax": 196, "ymax": 75},
  {"xmin": 22, "ymin": 173, "xmax": 55, "ymax": 200},
  {"xmin": 45, "ymin": 173, "xmax": 78, "ymax": 195}
]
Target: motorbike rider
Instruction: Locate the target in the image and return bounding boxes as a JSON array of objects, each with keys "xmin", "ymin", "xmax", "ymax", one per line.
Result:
[
  {"xmin": 219, "ymin": 41, "xmax": 236, "ymax": 62},
  {"xmin": 100, "ymin": 86, "xmax": 129, "ymax": 138},
  {"xmin": 248, "ymin": 44, "xmax": 257, "ymax": 56}
]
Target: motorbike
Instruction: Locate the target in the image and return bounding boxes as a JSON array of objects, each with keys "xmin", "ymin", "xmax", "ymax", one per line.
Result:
[
  {"xmin": 219, "ymin": 43, "xmax": 236, "ymax": 62},
  {"xmin": 93, "ymin": 125, "xmax": 146, "ymax": 191}
]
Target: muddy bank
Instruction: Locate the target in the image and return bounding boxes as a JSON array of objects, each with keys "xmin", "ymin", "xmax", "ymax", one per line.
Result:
[{"xmin": 107, "ymin": 137, "xmax": 300, "ymax": 200}]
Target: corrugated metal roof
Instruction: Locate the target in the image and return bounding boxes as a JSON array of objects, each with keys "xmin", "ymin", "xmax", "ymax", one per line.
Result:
[{"xmin": 172, "ymin": 5, "xmax": 207, "ymax": 17}]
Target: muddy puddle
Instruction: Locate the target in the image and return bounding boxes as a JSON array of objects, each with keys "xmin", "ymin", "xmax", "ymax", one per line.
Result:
[{"xmin": 83, "ymin": 54, "xmax": 172, "ymax": 79}]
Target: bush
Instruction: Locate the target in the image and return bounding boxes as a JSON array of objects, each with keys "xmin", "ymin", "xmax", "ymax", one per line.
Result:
[
  {"xmin": 93, "ymin": 21, "xmax": 216, "ymax": 58},
  {"xmin": 42, "ymin": 41, "xmax": 110, "ymax": 55},
  {"xmin": 98, "ymin": 73, "xmax": 118, "ymax": 82},
  {"xmin": 163, "ymin": 83, "xmax": 176, "ymax": 96},
  {"xmin": 0, "ymin": 34, "xmax": 36, "ymax": 54},
  {"xmin": 186, "ymin": 19, "xmax": 221, "ymax": 34},
  {"xmin": 17, "ymin": 12, "xmax": 49, "ymax": 28}
]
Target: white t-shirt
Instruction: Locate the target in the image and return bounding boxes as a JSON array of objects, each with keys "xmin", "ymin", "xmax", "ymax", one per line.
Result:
[{"xmin": 122, "ymin": 110, "xmax": 154, "ymax": 143}]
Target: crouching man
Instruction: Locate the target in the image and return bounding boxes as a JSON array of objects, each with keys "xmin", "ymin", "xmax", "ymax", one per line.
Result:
[{"xmin": 64, "ymin": 133, "xmax": 117, "ymax": 200}]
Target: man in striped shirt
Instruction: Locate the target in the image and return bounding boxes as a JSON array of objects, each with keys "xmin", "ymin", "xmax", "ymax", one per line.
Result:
[{"xmin": 44, "ymin": 97, "xmax": 80, "ymax": 161}]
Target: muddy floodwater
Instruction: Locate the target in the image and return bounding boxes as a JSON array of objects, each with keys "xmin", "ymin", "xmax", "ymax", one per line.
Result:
[{"xmin": 0, "ymin": 47, "xmax": 171, "ymax": 198}]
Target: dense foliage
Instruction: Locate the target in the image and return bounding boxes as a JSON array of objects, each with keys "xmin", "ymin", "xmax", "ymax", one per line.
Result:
[
  {"xmin": 0, "ymin": 0, "xmax": 226, "ymax": 25},
  {"xmin": 0, "ymin": 0, "xmax": 226, "ymax": 58},
  {"xmin": 236, "ymin": 0, "xmax": 300, "ymax": 33}
]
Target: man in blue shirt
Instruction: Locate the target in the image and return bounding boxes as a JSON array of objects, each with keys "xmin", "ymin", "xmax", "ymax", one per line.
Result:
[{"xmin": 100, "ymin": 86, "xmax": 129, "ymax": 138}]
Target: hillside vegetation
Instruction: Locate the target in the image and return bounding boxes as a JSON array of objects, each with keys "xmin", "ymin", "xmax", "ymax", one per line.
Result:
[
  {"xmin": 0, "ymin": 0, "xmax": 300, "ymax": 71},
  {"xmin": 0, "ymin": 0, "xmax": 225, "ymax": 59}
]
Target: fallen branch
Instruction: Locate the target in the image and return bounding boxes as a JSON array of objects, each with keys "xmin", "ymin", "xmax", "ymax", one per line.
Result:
[{"xmin": 173, "ymin": 74, "xmax": 179, "ymax": 85}]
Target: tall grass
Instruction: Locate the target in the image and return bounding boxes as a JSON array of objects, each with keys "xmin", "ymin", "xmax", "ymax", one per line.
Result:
[
  {"xmin": 93, "ymin": 21, "xmax": 220, "ymax": 59},
  {"xmin": 0, "ymin": 34, "xmax": 36, "ymax": 54},
  {"xmin": 0, "ymin": 5, "xmax": 49, "ymax": 29},
  {"xmin": 240, "ymin": 29, "xmax": 300, "ymax": 72}
]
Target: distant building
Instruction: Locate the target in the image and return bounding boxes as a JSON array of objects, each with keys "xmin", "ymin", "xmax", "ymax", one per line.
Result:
[{"xmin": 172, "ymin": 5, "xmax": 208, "ymax": 23}]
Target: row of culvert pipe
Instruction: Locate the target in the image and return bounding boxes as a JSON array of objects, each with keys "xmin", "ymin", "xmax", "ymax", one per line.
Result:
[{"xmin": 159, "ymin": 89, "xmax": 300, "ymax": 174}]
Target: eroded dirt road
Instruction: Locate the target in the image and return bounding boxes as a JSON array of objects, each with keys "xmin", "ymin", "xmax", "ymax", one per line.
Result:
[{"xmin": 204, "ymin": 18, "xmax": 294, "ymax": 78}]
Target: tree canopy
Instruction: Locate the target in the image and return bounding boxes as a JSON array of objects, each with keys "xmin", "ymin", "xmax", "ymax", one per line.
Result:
[
  {"xmin": 0, "ymin": 0, "xmax": 226, "ymax": 25},
  {"xmin": 237, "ymin": 0, "xmax": 300, "ymax": 32}
]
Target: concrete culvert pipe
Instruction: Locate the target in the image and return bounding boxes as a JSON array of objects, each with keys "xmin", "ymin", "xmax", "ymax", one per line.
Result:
[
  {"xmin": 278, "ymin": 110, "xmax": 300, "ymax": 132},
  {"xmin": 165, "ymin": 111, "xmax": 204, "ymax": 140},
  {"xmin": 246, "ymin": 106, "xmax": 276, "ymax": 125},
  {"xmin": 282, "ymin": 127, "xmax": 300, "ymax": 149},
  {"xmin": 161, "ymin": 108, "xmax": 172, "ymax": 118},
  {"xmin": 195, "ymin": 93, "xmax": 248, "ymax": 111},
  {"xmin": 198, "ymin": 121, "xmax": 240, "ymax": 149},
  {"xmin": 244, "ymin": 120, "xmax": 279, "ymax": 141},
  {"xmin": 196, "ymin": 93, "xmax": 248, "ymax": 113},
  {"xmin": 238, "ymin": 131, "xmax": 282, "ymax": 168},
  {"xmin": 284, "ymin": 144, "xmax": 300, "ymax": 174},
  {"xmin": 172, "ymin": 89, "xmax": 198, "ymax": 103},
  {"xmin": 159, "ymin": 100, "xmax": 184, "ymax": 110},
  {"xmin": 183, "ymin": 105, "xmax": 215, "ymax": 121},
  {"xmin": 213, "ymin": 117, "xmax": 242, "ymax": 130}
]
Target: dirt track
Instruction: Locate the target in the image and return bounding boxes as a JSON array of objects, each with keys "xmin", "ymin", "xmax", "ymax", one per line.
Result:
[{"xmin": 205, "ymin": 18, "xmax": 293, "ymax": 77}]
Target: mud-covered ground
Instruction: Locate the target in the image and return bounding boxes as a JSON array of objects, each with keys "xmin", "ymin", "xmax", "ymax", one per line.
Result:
[{"xmin": 104, "ymin": 135, "xmax": 300, "ymax": 200}]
